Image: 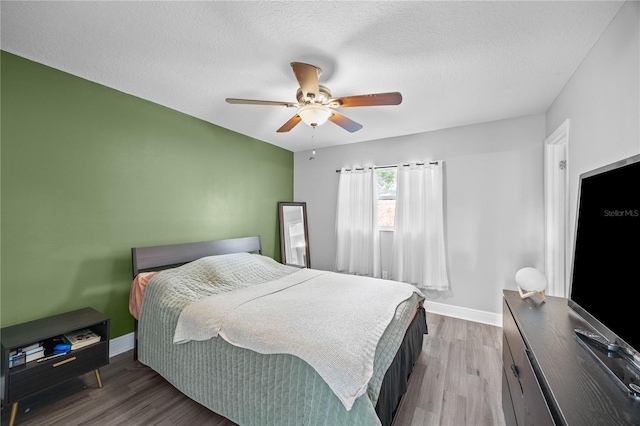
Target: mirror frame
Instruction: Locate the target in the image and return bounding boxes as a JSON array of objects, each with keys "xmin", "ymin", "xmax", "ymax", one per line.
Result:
[{"xmin": 278, "ymin": 201, "xmax": 311, "ymax": 268}]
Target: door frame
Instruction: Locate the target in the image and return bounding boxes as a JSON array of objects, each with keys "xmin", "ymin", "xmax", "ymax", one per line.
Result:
[{"xmin": 544, "ymin": 119, "xmax": 570, "ymax": 297}]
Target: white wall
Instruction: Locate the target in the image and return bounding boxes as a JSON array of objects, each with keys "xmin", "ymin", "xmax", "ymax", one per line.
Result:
[
  {"xmin": 294, "ymin": 114, "xmax": 545, "ymax": 316},
  {"xmin": 293, "ymin": 1, "xmax": 638, "ymax": 319},
  {"xmin": 546, "ymin": 0, "xmax": 640, "ymax": 268}
]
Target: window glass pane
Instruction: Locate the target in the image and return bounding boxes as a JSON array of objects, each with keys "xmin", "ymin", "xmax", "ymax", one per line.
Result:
[
  {"xmin": 377, "ymin": 168, "xmax": 397, "ymax": 198},
  {"xmin": 377, "ymin": 168, "xmax": 397, "ymax": 227},
  {"xmin": 378, "ymin": 199, "xmax": 396, "ymax": 227}
]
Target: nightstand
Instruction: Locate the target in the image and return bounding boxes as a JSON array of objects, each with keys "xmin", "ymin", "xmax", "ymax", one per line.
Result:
[{"xmin": 1, "ymin": 308, "xmax": 110, "ymax": 426}]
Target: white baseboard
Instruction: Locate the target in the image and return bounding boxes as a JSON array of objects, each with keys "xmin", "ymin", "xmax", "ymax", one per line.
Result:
[
  {"xmin": 109, "ymin": 332, "xmax": 135, "ymax": 357},
  {"xmin": 424, "ymin": 300, "xmax": 502, "ymax": 327}
]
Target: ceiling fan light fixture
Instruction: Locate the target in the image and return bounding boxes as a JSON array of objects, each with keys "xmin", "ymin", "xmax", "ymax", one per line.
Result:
[{"xmin": 297, "ymin": 104, "xmax": 332, "ymax": 127}]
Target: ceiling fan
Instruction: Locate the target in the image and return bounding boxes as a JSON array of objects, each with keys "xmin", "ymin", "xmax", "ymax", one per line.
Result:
[{"xmin": 226, "ymin": 62, "xmax": 402, "ymax": 133}]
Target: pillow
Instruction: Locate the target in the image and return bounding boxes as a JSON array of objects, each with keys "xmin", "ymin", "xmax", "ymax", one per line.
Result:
[{"xmin": 129, "ymin": 271, "xmax": 162, "ymax": 320}]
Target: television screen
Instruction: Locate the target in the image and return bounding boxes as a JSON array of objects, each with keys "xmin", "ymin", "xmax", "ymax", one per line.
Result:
[{"xmin": 569, "ymin": 155, "xmax": 640, "ymax": 352}]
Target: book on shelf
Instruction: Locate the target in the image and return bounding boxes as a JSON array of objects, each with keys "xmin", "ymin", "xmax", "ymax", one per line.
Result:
[
  {"xmin": 21, "ymin": 342, "xmax": 42, "ymax": 353},
  {"xmin": 25, "ymin": 345, "xmax": 44, "ymax": 355},
  {"xmin": 9, "ymin": 343, "xmax": 45, "ymax": 366},
  {"xmin": 26, "ymin": 347, "xmax": 45, "ymax": 363},
  {"xmin": 62, "ymin": 328, "xmax": 101, "ymax": 350},
  {"xmin": 8, "ymin": 351, "xmax": 25, "ymax": 368}
]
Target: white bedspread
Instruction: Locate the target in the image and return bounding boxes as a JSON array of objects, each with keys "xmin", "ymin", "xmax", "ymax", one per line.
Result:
[{"xmin": 173, "ymin": 268, "xmax": 424, "ymax": 410}]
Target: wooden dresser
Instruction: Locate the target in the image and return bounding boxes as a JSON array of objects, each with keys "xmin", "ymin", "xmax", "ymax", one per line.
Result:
[{"xmin": 502, "ymin": 290, "xmax": 640, "ymax": 425}]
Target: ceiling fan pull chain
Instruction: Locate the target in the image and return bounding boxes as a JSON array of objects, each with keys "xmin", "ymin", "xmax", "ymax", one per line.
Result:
[{"xmin": 309, "ymin": 125, "xmax": 316, "ymax": 160}]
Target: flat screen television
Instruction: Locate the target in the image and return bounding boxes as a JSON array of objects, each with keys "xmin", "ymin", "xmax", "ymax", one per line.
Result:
[{"xmin": 568, "ymin": 154, "xmax": 640, "ymax": 378}]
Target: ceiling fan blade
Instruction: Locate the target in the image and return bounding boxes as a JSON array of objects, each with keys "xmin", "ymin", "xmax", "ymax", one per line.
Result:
[
  {"xmin": 276, "ymin": 115, "xmax": 302, "ymax": 133},
  {"xmin": 328, "ymin": 111, "xmax": 363, "ymax": 133},
  {"xmin": 226, "ymin": 98, "xmax": 297, "ymax": 107},
  {"xmin": 291, "ymin": 62, "xmax": 320, "ymax": 99},
  {"xmin": 331, "ymin": 92, "xmax": 402, "ymax": 108}
]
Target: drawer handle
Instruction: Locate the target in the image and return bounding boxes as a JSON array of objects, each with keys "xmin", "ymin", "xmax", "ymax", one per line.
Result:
[
  {"xmin": 510, "ymin": 364, "xmax": 520, "ymax": 379},
  {"xmin": 53, "ymin": 356, "xmax": 77, "ymax": 367}
]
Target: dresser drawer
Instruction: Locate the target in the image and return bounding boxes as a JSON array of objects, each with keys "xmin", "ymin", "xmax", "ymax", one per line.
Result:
[
  {"xmin": 8, "ymin": 341, "xmax": 108, "ymax": 401},
  {"xmin": 503, "ymin": 333, "xmax": 525, "ymax": 426},
  {"xmin": 503, "ymin": 299, "xmax": 526, "ymax": 370},
  {"xmin": 521, "ymin": 349, "xmax": 554, "ymax": 425},
  {"xmin": 503, "ymin": 296, "xmax": 555, "ymax": 426},
  {"xmin": 503, "ymin": 298, "xmax": 532, "ymax": 426},
  {"xmin": 503, "ymin": 365, "xmax": 519, "ymax": 426}
]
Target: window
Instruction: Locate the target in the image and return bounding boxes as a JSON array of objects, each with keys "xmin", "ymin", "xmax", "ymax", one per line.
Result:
[{"xmin": 377, "ymin": 168, "xmax": 397, "ymax": 229}]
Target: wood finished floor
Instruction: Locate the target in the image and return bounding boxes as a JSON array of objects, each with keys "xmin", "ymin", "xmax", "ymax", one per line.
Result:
[{"xmin": 1, "ymin": 313, "xmax": 505, "ymax": 426}]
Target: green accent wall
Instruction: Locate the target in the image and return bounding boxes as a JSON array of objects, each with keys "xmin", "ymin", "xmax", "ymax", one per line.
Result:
[{"xmin": 0, "ymin": 51, "xmax": 293, "ymax": 337}]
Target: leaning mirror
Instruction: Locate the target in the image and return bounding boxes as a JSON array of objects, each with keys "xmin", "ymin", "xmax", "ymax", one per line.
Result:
[{"xmin": 278, "ymin": 202, "xmax": 310, "ymax": 268}]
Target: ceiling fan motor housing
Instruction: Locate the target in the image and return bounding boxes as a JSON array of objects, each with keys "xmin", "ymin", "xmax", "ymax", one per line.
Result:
[{"xmin": 296, "ymin": 86, "xmax": 333, "ymax": 106}]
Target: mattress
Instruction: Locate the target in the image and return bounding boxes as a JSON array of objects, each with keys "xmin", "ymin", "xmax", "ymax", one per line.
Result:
[{"xmin": 138, "ymin": 253, "xmax": 424, "ymax": 425}]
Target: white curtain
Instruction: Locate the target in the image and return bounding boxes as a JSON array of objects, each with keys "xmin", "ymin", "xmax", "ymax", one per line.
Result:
[
  {"xmin": 335, "ymin": 167, "xmax": 381, "ymax": 277},
  {"xmin": 391, "ymin": 163, "xmax": 449, "ymax": 291}
]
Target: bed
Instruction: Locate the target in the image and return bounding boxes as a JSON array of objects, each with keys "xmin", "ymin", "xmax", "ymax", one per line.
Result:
[{"xmin": 130, "ymin": 236, "xmax": 427, "ymax": 426}]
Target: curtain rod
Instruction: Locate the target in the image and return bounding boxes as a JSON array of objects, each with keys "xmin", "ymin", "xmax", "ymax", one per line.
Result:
[{"xmin": 335, "ymin": 161, "xmax": 439, "ymax": 173}]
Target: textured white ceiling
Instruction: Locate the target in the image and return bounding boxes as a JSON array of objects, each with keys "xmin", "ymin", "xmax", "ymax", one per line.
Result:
[{"xmin": 1, "ymin": 1, "xmax": 624, "ymax": 152}]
